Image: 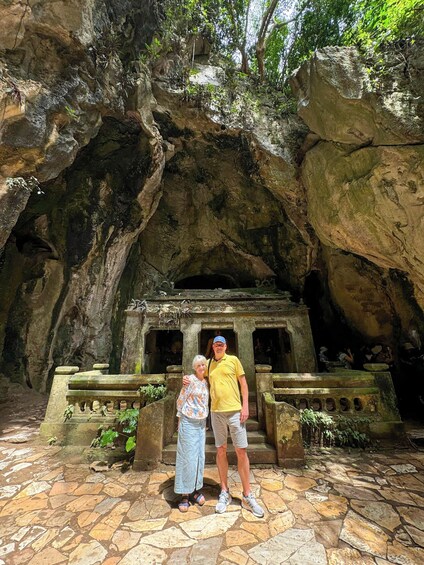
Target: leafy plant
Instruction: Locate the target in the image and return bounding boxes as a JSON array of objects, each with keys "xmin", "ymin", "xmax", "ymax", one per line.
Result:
[
  {"xmin": 93, "ymin": 408, "xmax": 138, "ymax": 452},
  {"xmin": 47, "ymin": 436, "xmax": 57, "ymax": 445},
  {"xmin": 91, "ymin": 386, "xmax": 166, "ymax": 454},
  {"xmin": 300, "ymin": 408, "xmax": 371, "ymax": 448},
  {"xmin": 139, "ymin": 384, "xmax": 167, "ymax": 405},
  {"xmin": 64, "ymin": 105, "xmax": 79, "ymax": 122},
  {"xmin": 63, "ymin": 404, "xmax": 74, "ymax": 421}
]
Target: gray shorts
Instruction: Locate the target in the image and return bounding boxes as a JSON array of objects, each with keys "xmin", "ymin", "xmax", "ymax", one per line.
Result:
[{"xmin": 211, "ymin": 411, "xmax": 248, "ymax": 449}]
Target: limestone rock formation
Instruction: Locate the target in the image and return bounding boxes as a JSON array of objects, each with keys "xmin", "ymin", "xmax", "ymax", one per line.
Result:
[
  {"xmin": 292, "ymin": 44, "xmax": 424, "ymax": 341},
  {"xmin": 1, "ymin": 0, "xmax": 424, "ymax": 392},
  {"xmin": 0, "ymin": 0, "xmax": 165, "ymax": 389}
]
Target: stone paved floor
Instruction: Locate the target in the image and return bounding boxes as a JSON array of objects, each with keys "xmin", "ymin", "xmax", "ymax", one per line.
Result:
[{"xmin": 1, "ymin": 387, "xmax": 424, "ymax": 564}]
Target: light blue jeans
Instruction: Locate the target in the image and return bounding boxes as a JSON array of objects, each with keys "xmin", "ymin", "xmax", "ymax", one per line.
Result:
[{"xmin": 174, "ymin": 414, "xmax": 206, "ymax": 494}]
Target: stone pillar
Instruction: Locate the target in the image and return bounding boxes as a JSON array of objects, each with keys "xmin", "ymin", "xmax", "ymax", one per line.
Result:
[
  {"xmin": 181, "ymin": 320, "xmax": 202, "ymax": 375},
  {"xmin": 286, "ymin": 311, "xmax": 317, "ymax": 372},
  {"xmin": 274, "ymin": 402, "xmax": 305, "ymax": 468},
  {"xmin": 92, "ymin": 363, "xmax": 109, "ymax": 374},
  {"xmin": 120, "ymin": 310, "xmax": 144, "ymax": 373},
  {"xmin": 233, "ymin": 319, "xmax": 256, "ymax": 392},
  {"xmin": 255, "ymin": 365, "xmax": 273, "ymax": 428},
  {"xmin": 39, "ymin": 366, "xmax": 79, "ymax": 441}
]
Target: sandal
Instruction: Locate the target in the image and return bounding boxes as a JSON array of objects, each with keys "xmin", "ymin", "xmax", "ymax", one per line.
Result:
[
  {"xmin": 178, "ymin": 495, "xmax": 190, "ymax": 513},
  {"xmin": 193, "ymin": 491, "xmax": 205, "ymax": 506}
]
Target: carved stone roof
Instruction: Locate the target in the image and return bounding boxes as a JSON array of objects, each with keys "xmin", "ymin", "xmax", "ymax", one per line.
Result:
[{"xmin": 142, "ymin": 288, "xmax": 292, "ymax": 302}]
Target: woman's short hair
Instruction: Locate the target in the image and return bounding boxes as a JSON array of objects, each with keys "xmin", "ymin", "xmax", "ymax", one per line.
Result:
[{"xmin": 192, "ymin": 354, "xmax": 207, "ymax": 370}]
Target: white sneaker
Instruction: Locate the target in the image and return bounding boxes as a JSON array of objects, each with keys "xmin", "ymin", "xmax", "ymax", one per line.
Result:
[
  {"xmin": 242, "ymin": 492, "xmax": 264, "ymax": 518},
  {"xmin": 215, "ymin": 490, "xmax": 232, "ymax": 513}
]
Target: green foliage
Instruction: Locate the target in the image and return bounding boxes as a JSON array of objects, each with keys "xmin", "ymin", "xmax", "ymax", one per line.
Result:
[
  {"xmin": 64, "ymin": 105, "xmax": 79, "ymax": 122},
  {"xmin": 47, "ymin": 436, "xmax": 57, "ymax": 445},
  {"xmin": 284, "ymin": 0, "xmax": 357, "ymax": 80},
  {"xmin": 346, "ymin": 0, "xmax": 424, "ymax": 48},
  {"xmin": 158, "ymin": 0, "xmax": 423, "ymax": 88},
  {"xmin": 116, "ymin": 408, "xmax": 140, "ymax": 434},
  {"xmin": 99, "ymin": 428, "xmax": 120, "ymax": 447},
  {"xmin": 139, "ymin": 384, "xmax": 167, "ymax": 405},
  {"xmin": 93, "ymin": 408, "xmax": 138, "ymax": 452},
  {"xmin": 63, "ymin": 404, "xmax": 74, "ymax": 421},
  {"xmin": 300, "ymin": 408, "xmax": 371, "ymax": 448},
  {"xmin": 125, "ymin": 436, "xmax": 137, "ymax": 452},
  {"xmin": 264, "ymin": 24, "xmax": 289, "ymax": 87},
  {"xmin": 91, "ymin": 386, "xmax": 166, "ymax": 454},
  {"xmin": 140, "ymin": 37, "xmax": 164, "ymax": 64}
]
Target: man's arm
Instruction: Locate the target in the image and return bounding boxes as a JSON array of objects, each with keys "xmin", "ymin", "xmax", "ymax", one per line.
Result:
[
  {"xmin": 237, "ymin": 374, "xmax": 249, "ymax": 423},
  {"xmin": 182, "ymin": 374, "xmax": 190, "ymax": 386}
]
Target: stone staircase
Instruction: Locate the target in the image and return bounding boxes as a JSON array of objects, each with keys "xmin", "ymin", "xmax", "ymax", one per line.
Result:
[{"xmin": 162, "ymin": 418, "xmax": 277, "ymax": 465}]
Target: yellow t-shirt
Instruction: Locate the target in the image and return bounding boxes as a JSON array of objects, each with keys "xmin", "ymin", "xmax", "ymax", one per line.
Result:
[{"xmin": 206, "ymin": 354, "xmax": 245, "ymax": 412}]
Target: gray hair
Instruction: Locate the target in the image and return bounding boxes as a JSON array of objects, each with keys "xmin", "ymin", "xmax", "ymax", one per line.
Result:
[{"xmin": 192, "ymin": 354, "xmax": 207, "ymax": 370}]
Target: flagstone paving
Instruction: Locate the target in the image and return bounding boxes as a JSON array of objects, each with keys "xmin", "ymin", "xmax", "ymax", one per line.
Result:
[{"xmin": 1, "ymin": 390, "xmax": 424, "ymax": 563}]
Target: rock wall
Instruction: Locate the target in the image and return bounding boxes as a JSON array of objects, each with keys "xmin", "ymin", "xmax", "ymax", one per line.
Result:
[
  {"xmin": 1, "ymin": 2, "xmax": 424, "ymax": 391},
  {"xmin": 291, "ymin": 44, "xmax": 424, "ymax": 345},
  {"xmin": 0, "ymin": 0, "xmax": 165, "ymax": 389}
]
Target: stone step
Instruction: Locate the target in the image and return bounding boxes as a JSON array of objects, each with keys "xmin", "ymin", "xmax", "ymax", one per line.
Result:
[
  {"xmin": 169, "ymin": 429, "xmax": 268, "ymax": 445},
  {"xmin": 162, "ymin": 442, "xmax": 277, "ymax": 465}
]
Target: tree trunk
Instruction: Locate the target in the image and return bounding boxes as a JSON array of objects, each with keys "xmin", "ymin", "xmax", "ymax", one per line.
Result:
[{"xmin": 256, "ymin": 40, "xmax": 265, "ymax": 83}]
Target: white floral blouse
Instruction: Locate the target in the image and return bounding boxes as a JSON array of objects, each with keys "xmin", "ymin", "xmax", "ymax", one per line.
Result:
[{"xmin": 176, "ymin": 374, "xmax": 209, "ymax": 419}]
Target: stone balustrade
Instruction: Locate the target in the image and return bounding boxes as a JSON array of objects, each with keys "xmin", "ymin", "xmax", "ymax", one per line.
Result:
[
  {"xmin": 255, "ymin": 365, "xmax": 404, "ymax": 450},
  {"xmin": 39, "ymin": 364, "xmax": 175, "ymax": 449}
]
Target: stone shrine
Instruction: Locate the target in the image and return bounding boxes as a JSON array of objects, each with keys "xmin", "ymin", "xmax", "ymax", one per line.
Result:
[{"xmin": 121, "ymin": 288, "xmax": 317, "ymax": 391}]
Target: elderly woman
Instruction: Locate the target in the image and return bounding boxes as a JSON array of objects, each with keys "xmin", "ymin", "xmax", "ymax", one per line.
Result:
[{"xmin": 174, "ymin": 354, "xmax": 209, "ymax": 512}]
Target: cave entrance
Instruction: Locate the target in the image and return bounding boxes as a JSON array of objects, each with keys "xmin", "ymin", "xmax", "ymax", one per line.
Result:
[
  {"xmin": 175, "ymin": 275, "xmax": 237, "ymax": 289},
  {"xmin": 253, "ymin": 328, "xmax": 293, "ymax": 372},
  {"xmin": 144, "ymin": 330, "xmax": 183, "ymax": 373},
  {"xmin": 200, "ymin": 329, "xmax": 237, "ymax": 359}
]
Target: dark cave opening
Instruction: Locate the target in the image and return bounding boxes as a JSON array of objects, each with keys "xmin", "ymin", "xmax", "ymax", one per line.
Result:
[{"xmin": 175, "ymin": 274, "xmax": 238, "ymax": 289}]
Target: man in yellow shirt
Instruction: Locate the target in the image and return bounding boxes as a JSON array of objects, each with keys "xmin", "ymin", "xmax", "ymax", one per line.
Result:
[{"xmin": 207, "ymin": 335, "xmax": 264, "ymax": 517}]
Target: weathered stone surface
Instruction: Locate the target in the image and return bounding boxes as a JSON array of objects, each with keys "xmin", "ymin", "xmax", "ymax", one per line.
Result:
[
  {"xmin": 261, "ymin": 490, "xmax": 288, "ymax": 514},
  {"xmin": 226, "ymin": 530, "xmax": 258, "ymax": 547},
  {"xmin": 68, "ymin": 540, "xmax": 107, "ymax": 565},
  {"xmin": 248, "ymin": 528, "xmax": 327, "ymax": 565},
  {"xmin": 122, "ymin": 517, "xmax": 167, "ymax": 533},
  {"xmin": 405, "ymin": 525, "xmax": 424, "ymax": 548},
  {"xmin": 291, "ymin": 46, "xmax": 424, "ymax": 146},
  {"xmin": 180, "ymin": 512, "xmax": 239, "ymax": 540},
  {"xmin": 340, "ymin": 511, "xmax": 388, "ymax": 558},
  {"xmin": 0, "ymin": 2, "xmax": 165, "ymax": 390},
  {"xmin": 288, "ymin": 498, "xmax": 321, "ymax": 523},
  {"xmin": 26, "ymin": 547, "xmax": 66, "ymax": 565},
  {"xmin": 313, "ymin": 520, "xmax": 342, "ymax": 549},
  {"xmin": 391, "ymin": 464, "xmax": 417, "ymax": 474},
  {"xmin": 284, "ymin": 476, "xmax": 316, "ymax": 492},
  {"xmin": 188, "ymin": 537, "xmax": 223, "ymax": 564},
  {"xmin": 387, "ymin": 540, "xmax": 424, "ymax": 565},
  {"xmin": 327, "ymin": 547, "xmax": 375, "ymax": 565},
  {"xmin": 398, "ymin": 506, "xmax": 424, "ymax": 532},
  {"xmin": 118, "ymin": 544, "xmax": 167, "ymax": 565},
  {"xmin": 268, "ymin": 510, "xmax": 296, "ymax": 537},
  {"xmin": 138, "ymin": 526, "xmax": 195, "ymax": 549},
  {"xmin": 220, "ymin": 546, "xmax": 249, "ymax": 565},
  {"xmin": 242, "ymin": 521, "xmax": 270, "ymax": 541},
  {"xmin": 335, "ymin": 484, "xmax": 381, "ymax": 502},
  {"xmin": 350, "ymin": 500, "xmax": 401, "ymax": 531},
  {"xmin": 313, "ymin": 496, "xmax": 348, "ymax": 519}
]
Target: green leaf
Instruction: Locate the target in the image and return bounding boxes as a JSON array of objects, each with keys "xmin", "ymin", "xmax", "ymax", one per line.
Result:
[
  {"xmin": 99, "ymin": 429, "xmax": 119, "ymax": 447},
  {"xmin": 125, "ymin": 436, "xmax": 136, "ymax": 452}
]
